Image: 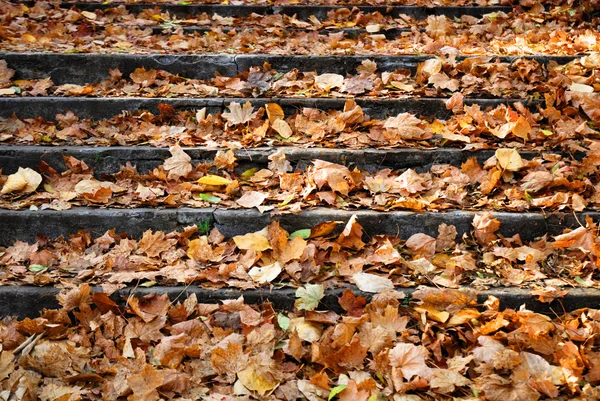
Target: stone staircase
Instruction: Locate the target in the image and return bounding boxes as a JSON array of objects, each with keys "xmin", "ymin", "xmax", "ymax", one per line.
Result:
[{"xmin": 1, "ymin": 1, "xmax": 600, "ymax": 398}]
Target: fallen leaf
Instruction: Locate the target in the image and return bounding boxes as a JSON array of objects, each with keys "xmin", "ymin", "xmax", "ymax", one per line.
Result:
[
  {"xmin": 352, "ymin": 273, "xmax": 394, "ymax": 293},
  {"xmin": 295, "ymin": 284, "xmax": 324, "ymax": 311},
  {"xmin": 1, "ymin": 167, "xmax": 42, "ymax": 194},
  {"xmin": 163, "ymin": 145, "xmax": 192, "ymax": 180}
]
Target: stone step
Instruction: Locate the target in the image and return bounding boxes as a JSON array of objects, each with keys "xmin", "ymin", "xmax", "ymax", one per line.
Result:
[
  {"xmin": 1, "ymin": 53, "xmax": 581, "ymax": 84},
  {"xmin": 0, "ymin": 96, "xmax": 536, "ymax": 120},
  {"xmin": 27, "ymin": 3, "xmax": 515, "ymax": 19},
  {"xmin": 1, "ymin": 207, "xmax": 597, "ymax": 246},
  {"xmin": 0, "ymin": 146, "xmax": 565, "ymax": 176},
  {"xmin": 1, "ymin": 285, "xmax": 598, "ymax": 318}
]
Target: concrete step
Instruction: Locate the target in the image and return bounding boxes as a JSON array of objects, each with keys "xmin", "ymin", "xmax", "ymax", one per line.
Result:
[
  {"xmin": 1, "ymin": 53, "xmax": 581, "ymax": 84},
  {"xmin": 0, "ymin": 146, "xmax": 566, "ymax": 176},
  {"xmin": 1, "ymin": 207, "xmax": 597, "ymax": 245},
  {"xmin": 2, "ymin": 285, "xmax": 598, "ymax": 318},
  {"xmin": 0, "ymin": 96, "xmax": 537, "ymax": 120},
  {"xmin": 27, "ymin": 3, "xmax": 515, "ymax": 19}
]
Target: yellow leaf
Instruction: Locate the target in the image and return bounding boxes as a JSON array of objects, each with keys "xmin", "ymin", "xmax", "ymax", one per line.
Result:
[
  {"xmin": 21, "ymin": 34, "xmax": 36, "ymax": 43},
  {"xmin": 197, "ymin": 175, "xmax": 233, "ymax": 186},
  {"xmin": 233, "ymin": 232, "xmax": 271, "ymax": 252},
  {"xmin": 265, "ymin": 103, "xmax": 284, "ymax": 123},
  {"xmin": 237, "ymin": 367, "xmax": 279, "ymax": 396},
  {"xmin": 495, "ymin": 148, "xmax": 524, "ymax": 172}
]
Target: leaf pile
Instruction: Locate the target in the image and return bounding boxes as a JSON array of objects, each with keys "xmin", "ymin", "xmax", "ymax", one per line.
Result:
[
  {"xmin": 1, "ymin": 98, "xmax": 599, "ymax": 152},
  {"xmin": 1, "ymin": 213, "xmax": 599, "ymax": 290},
  {"xmin": 2, "ymin": 1, "xmax": 596, "ymax": 36},
  {"xmin": 1, "ymin": 3, "xmax": 598, "ymax": 55},
  {"xmin": 2, "ymin": 285, "xmax": 600, "ymax": 400},
  {"xmin": 1, "ymin": 147, "xmax": 599, "ymax": 212}
]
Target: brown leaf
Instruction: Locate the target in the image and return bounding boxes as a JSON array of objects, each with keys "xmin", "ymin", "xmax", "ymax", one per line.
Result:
[
  {"xmin": 138, "ymin": 230, "xmax": 175, "ymax": 258},
  {"xmin": 222, "ymin": 101, "xmax": 257, "ymax": 125},
  {"xmin": 128, "ymin": 293, "xmax": 171, "ymax": 323},
  {"xmin": 163, "ymin": 145, "xmax": 192, "ymax": 180}
]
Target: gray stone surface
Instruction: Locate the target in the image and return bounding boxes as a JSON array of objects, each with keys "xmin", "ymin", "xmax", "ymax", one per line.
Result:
[
  {"xmin": 0, "ymin": 285, "xmax": 597, "ymax": 318},
  {"xmin": 0, "ymin": 53, "xmax": 580, "ymax": 84},
  {"xmin": 0, "ymin": 97, "xmax": 535, "ymax": 120},
  {"xmin": 1, "ymin": 208, "xmax": 598, "ymax": 245},
  {"xmin": 0, "ymin": 145, "xmax": 558, "ymax": 176}
]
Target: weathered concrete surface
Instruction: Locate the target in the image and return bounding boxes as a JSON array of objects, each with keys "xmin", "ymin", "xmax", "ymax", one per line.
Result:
[
  {"xmin": 0, "ymin": 146, "xmax": 557, "ymax": 176},
  {"xmin": 55, "ymin": 4, "xmax": 514, "ymax": 19},
  {"xmin": 0, "ymin": 285, "xmax": 598, "ymax": 318},
  {"xmin": 0, "ymin": 53, "xmax": 580, "ymax": 84},
  {"xmin": 1, "ymin": 208, "xmax": 598, "ymax": 245},
  {"xmin": 0, "ymin": 97, "xmax": 535, "ymax": 120}
]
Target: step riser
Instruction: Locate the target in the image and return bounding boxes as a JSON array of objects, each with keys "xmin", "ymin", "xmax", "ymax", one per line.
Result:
[
  {"xmin": 0, "ymin": 146, "xmax": 551, "ymax": 176},
  {"xmin": 148, "ymin": 26, "xmax": 411, "ymax": 39},
  {"xmin": 0, "ymin": 53, "xmax": 581, "ymax": 84},
  {"xmin": 0, "ymin": 97, "xmax": 535, "ymax": 120},
  {"xmin": 1, "ymin": 208, "xmax": 597, "ymax": 246},
  {"xmin": 42, "ymin": 4, "xmax": 515, "ymax": 19},
  {"xmin": 0, "ymin": 285, "xmax": 597, "ymax": 318}
]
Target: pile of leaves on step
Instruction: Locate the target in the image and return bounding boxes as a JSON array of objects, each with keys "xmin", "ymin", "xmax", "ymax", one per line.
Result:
[
  {"xmin": 1, "ymin": 146, "xmax": 599, "ymax": 212},
  {"xmin": 1, "ymin": 213, "xmax": 598, "ymax": 292},
  {"xmin": 1, "ymin": 4, "xmax": 598, "ymax": 55},
  {"xmin": 2, "ymin": 56, "xmax": 600, "ymax": 99},
  {"xmin": 1, "ymin": 285, "xmax": 600, "ymax": 400}
]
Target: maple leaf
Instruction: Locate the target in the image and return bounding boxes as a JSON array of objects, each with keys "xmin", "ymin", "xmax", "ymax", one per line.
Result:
[
  {"xmin": 310, "ymin": 160, "xmax": 354, "ymax": 196},
  {"xmin": 314, "ymin": 73, "xmax": 344, "ymax": 90},
  {"xmin": 233, "ymin": 232, "xmax": 271, "ymax": 252},
  {"xmin": 128, "ymin": 293, "xmax": 171, "ymax": 323},
  {"xmin": 130, "ymin": 68, "xmax": 157, "ymax": 87},
  {"xmin": 405, "ymin": 233, "xmax": 436, "ymax": 260},
  {"xmin": 338, "ymin": 290, "xmax": 366, "ymax": 317},
  {"xmin": 384, "ymin": 113, "xmax": 430, "ymax": 141},
  {"xmin": 214, "ymin": 149, "xmax": 237, "ymax": 171},
  {"xmin": 389, "ymin": 343, "xmax": 432, "ymax": 385},
  {"xmin": 236, "ymin": 190, "xmax": 268, "ymax": 209},
  {"xmin": 211, "ymin": 342, "xmax": 248, "ymax": 383},
  {"xmin": 295, "ymin": 284, "xmax": 324, "ymax": 311},
  {"xmin": 0, "ymin": 60, "xmax": 15, "ymax": 86},
  {"xmin": 553, "ymin": 225, "xmax": 598, "ymax": 256},
  {"xmin": 163, "ymin": 145, "xmax": 193, "ymax": 180},
  {"xmin": 520, "ymin": 171, "xmax": 554, "ymax": 193},
  {"xmin": 472, "ymin": 213, "xmax": 501, "ymax": 245},
  {"xmin": 138, "ymin": 230, "xmax": 175, "ymax": 258},
  {"xmin": 237, "ymin": 354, "xmax": 280, "ymax": 396},
  {"xmin": 1, "ymin": 167, "xmax": 42, "ymax": 195},
  {"xmin": 472, "ymin": 336, "xmax": 505, "ymax": 364},
  {"xmin": 477, "ymin": 374, "xmax": 541, "ymax": 401},
  {"xmin": 337, "ymin": 215, "xmax": 365, "ymax": 250},
  {"xmin": 495, "ymin": 149, "xmax": 524, "ymax": 172},
  {"xmin": 127, "ymin": 364, "xmax": 165, "ymax": 401},
  {"xmin": 429, "ymin": 369, "xmax": 472, "ymax": 394},
  {"xmin": 39, "ymin": 383, "xmax": 82, "ymax": 401},
  {"xmin": 352, "ymin": 273, "xmax": 394, "ymax": 293},
  {"xmin": 222, "ymin": 101, "xmax": 257, "ymax": 125},
  {"xmin": 248, "ymin": 262, "xmax": 282, "ymax": 284},
  {"xmin": 57, "ymin": 284, "xmax": 92, "ymax": 312}
]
